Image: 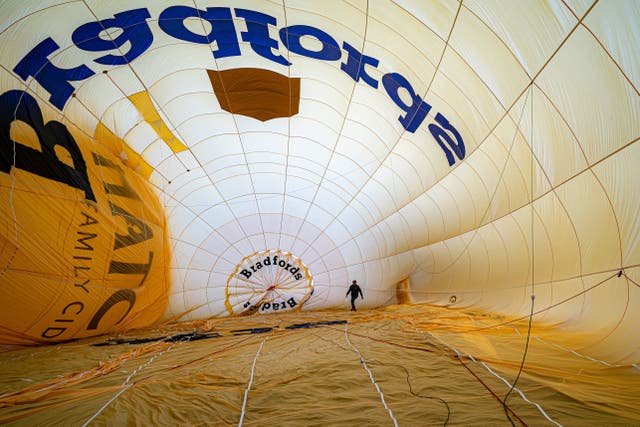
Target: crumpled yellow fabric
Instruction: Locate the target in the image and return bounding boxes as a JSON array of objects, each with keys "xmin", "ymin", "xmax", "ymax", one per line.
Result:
[{"xmin": 1, "ymin": 304, "xmax": 638, "ymax": 425}]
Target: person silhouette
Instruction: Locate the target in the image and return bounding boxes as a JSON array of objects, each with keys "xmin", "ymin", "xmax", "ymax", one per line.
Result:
[{"xmin": 346, "ymin": 280, "xmax": 363, "ymax": 311}]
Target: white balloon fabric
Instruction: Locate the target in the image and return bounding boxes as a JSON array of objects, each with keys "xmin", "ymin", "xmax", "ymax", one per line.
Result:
[{"xmin": 0, "ymin": 0, "xmax": 638, "ymax": 364}]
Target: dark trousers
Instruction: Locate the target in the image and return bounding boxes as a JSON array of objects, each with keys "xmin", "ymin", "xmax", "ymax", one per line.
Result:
[{"xmin": 350, "ymin": 297, "xmax": 357, "ymax": 311}]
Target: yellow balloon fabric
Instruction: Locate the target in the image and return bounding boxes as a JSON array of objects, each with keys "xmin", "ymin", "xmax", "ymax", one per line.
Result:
[{"xmin": 0, "ymin": 92, "xmax": 169, "ymax": 344}]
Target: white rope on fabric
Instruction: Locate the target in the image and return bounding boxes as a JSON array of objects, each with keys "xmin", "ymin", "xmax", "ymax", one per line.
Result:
[
  {"xmin": 82, "ymin": 383, "xmax": 133, "ymax": 427},
  {"xmin": 476, "ymin": 357, "xmax": 562, "ymax": 427},
  {"xmin": 238, "ymin": 337, "xmax": 267, "ymax": 427},
  {"xmin": 534, "ymin": 336, "xmax": 619, "ymax": 367},
  {"xmin": 426, "ymin": 331, "xmax": 563, "ymax": 427},
  {"xmin": 344, "ymin": 323, "xmax": 398, "ymax": 427},
  {"xmin": 82, "ymin": 340, "xmax": 179, "ymax": 426}
]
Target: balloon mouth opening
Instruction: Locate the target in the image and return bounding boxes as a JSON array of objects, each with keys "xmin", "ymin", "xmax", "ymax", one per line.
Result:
[{"xmin": 267, "ymin": 285, "xmax": 276, "ymax": 291}]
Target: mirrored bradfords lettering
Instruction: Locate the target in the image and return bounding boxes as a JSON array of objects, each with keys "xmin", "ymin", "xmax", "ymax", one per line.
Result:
[
  {"xmin": 226, "ymin": 250, "xmax": 314, "ymax": 316},
  {"xmin": 12, "ymin": 5, "xmax": 465, "ymax": 166}
]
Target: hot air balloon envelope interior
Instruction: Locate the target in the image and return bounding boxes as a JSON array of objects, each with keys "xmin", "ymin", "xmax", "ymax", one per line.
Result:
[{"xmin": 1, "ymin": 1, "xmax": 639, "ymax": 424}]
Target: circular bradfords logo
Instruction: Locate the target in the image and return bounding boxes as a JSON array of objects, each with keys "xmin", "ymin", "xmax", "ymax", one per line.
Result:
[{"xmin": 225, "ymin": 250, "xmax": 314, "ymax": 315}]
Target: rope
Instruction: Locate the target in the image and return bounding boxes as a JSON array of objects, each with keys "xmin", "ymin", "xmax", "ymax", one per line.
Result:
[
  {"xmin": 370, "ymin": 361, "xmax": 451, "ymax": 426},
  {"xmin": 534, "ymin": 336, "xmax": 619, "ymax": 368},
  {"xmin": 426, "ymin": 332, "xmax": 560, "ymax": 425},
  {"xmin": 455, "ymin": 354, "xmax": 527, "ymax": 426},
  {"xmin": 623, "ymin": 271, "xmax": 640, "ymax": 288},
  {"xmin": 479, "ymin": 359, "xmax": 562, "ymax": 426},
  {"xmin": 344, "ymin": 324, "xmax": 398, "ymax": 427},
  {"xmin": 238, "ymin": 337, "xmax": 266, "ymax": 426},
  {"xmin": 82, "ymin": 340, "xmax": 178, "ymax": 426},
  {"xmin": 503, "ymin": 86, "xmax": 536, "ymax": 427},
  {"xmin": 469, "ymin": 272, "xmax": 619, "ymax": 332},
  {"xmin": 503, "ymin": 294, "xmax": 535, "ymax": 426},
  {"xmin": 82, "ymin": 383, "xmax": 133, "ymax": 427}
]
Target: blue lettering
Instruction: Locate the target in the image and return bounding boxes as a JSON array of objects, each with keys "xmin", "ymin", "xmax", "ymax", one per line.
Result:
[
  {"xmin": 280, "ymin": 25, "xmax": 341, "ymax": 61},
  {"xmin": 428, "ymin": 113, "xmax": 465, "ymax": 165},
  {"xmin": 341, "ymin": 41, "xmax": 379, "ymax": 88},
  {"xmin": 234, "ymin": 9, "xmax": 290, "ymax": 66},
  {"xmin": 8, "ymin": 5, "xmax": 465, "ymax": 167},
  {"xmin": 159, "ymin": 6, "xmax": 240, "ymax": 59},
  {"xmin": 382, "ymin": 72, "xmax": 431, "ymax": 133},
  {"xmin": 13, "ymin": 38, "xmax": 95, "ymax": 110},
  {"xmin": 72, "ymin": 8, "xmax": 153, "ymax": 66}
]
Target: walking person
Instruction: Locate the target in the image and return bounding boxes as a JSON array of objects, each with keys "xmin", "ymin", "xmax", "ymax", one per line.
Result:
[{"xmin": 346, "ymin": 280, "xmax": 363, "ymax": 311}]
